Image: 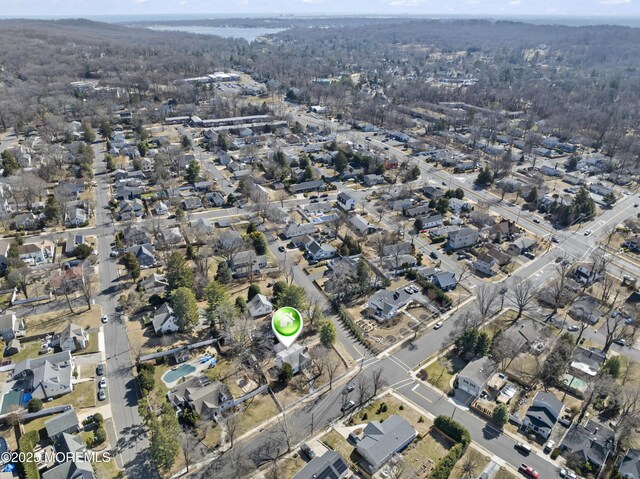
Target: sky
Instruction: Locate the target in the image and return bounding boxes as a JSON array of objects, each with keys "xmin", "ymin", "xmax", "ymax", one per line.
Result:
[{"xmin": 0, "ymin": 0, "xmax": 638, "ymax": 18}]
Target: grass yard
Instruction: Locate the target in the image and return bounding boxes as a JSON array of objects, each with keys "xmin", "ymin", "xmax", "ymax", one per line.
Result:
[
  {"xmin": 495, "ymin": 467, "xmax": 521, "ymax": 479},
  {"xmin": 354, "ymin": 395, "xmax": 431, "ymax": 435},
  {"xmin": 321, "ymin": 429, "xmax": 356, "ymax": 464},
  {"xmin": 278, "ymin": 454, "xmax": 307, "ymax": 479},
  {"xmin": 80, "ymin": 430, "xmax": 94, "ymax": 447},
  {"xmin": 506, "ymin": 353, "xmax": 542, "ymax": 387},
  {"xmin": 421, "ymin": 353, "xmax": 466, "ymax": 391},
  {"xmin": 8, "ymin": 340, "xmax": 42, "ymax": 363},
  {"xmin": 26, "ymin": 307, "xmax": 103, "ymax": 336},
  {"xmin": 235, "ymin": 393, "xmax": 280, "ymax": 438},
  {"xmin": 403, "ymin": 430, "xmax": 452, "ymax": 476},
  {"xmin": 79, "ymin": 332, "xmax": 100, "ymax": 355},
  {"xmin": 0, "ymin": 423, "xmax": 17, "ymax": 450},
  {"xmin": 93, "ymin": 454, "xmax": 122, "ymax": 479},
  {"xmin": 451, "ymin": 448, "xmax": 491, "ymax": 479},
  {"xmin": 48, "ymin": 381, "xmax": 96, "ymax": 410},
  {"xmin": 24, "ymin": 412, "xmax": 58, "ymax": 436}
]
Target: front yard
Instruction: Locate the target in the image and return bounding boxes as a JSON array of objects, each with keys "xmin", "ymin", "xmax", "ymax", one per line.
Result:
[{"xmin": 420, "ymin": 352, "xmax": 466, "ymax": 391}]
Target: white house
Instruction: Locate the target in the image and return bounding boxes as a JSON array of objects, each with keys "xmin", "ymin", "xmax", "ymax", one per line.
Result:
[
  {"xmin": 275, "ymin": 343, "xmax": 311, "ymax": 374},
  {"xmin": 447, "ymin": 227, "xmax": 479, "ymax": 250},
  {"xmin": 59, "ymin": 323, "xmax": 88, "ymax": 353},
  {"xmin": 457, "ymin": 357, "xmax": 496, "ymax": 397},
  {"xmin": 421, "ymin": 214, "xmax": 445, "ymax": 229},
  {"xmin": 368, "ymin": 288, "xmax": 413, "ymax": 322},
  {"xmin": 0, "ymin": 313, "xmax": 25, "ymax": 341},
  {"xmin": 306, "ymin": 240, "xmax": 337, "ymax": 262},
  {"xmin": 18, "ymin": 241, "xmax": 54, "ymax": 265},
  {"xmin": 474, "ymin": 253, "xmax": 499, "ymax": 276},
  {"xmin": 154, "ymin": 201, "xmax": 170, "ymax": 215},
  {"xmin": 336, "ymin": 192, "xmax": 356, "ymax": 211},
  {"xmin": 248, "ymin": 294, "xmax": 273, "ymax": 318},
  {"xmin": 152, "ymin": 303, "xmax": 181, "ymax": 335}
]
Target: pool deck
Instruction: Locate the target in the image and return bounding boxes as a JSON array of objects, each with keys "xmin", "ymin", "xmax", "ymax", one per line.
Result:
[{"xmin": 162, "ymin": 354, "xmax": 218, "ymax": 389}]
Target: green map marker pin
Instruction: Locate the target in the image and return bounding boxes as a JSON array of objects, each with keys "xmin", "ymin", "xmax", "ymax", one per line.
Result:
[{"xmin": 272, "ymin": 306, "xmax": 303, "ymax": 348}]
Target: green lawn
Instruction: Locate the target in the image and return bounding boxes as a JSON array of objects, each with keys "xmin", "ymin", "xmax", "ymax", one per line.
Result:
[
  {"xmin": 7, "ymin": 341, "xmax": 41, "ymax": 363},
  {"xmin": 24, "ymin": 412, "xmax": 59, "ymax": 436},
  {"xmin": 421, "ymin": 353, "xmax": 466, "ymax": 391},
  {"xmin": 48, "ymin": 381, "xmax": 96, "ymax": 410}
]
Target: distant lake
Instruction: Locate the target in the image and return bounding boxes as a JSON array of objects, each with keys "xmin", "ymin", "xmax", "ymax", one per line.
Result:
[{"xmin": 145, "ymin": 25, "xmax": 286, "ymax": 42}]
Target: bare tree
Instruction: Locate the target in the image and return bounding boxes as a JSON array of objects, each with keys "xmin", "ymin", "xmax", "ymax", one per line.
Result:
[
  {"xmin": 7, "ymin": 267, "xmax": 30, "ymax": 299},
  {"xmin": 215, "ymin": 230, "xmax": 247, "ymax": 265},
  {"xmin": 388, "ymin": 455, "xmax": 408, "ymax": 479},
  {"xmin": 371, "ymin": 367, "xmax": 386, "ymax": 398},
  {"xmin": 275, "ymin": 189, "xmax": 290, "ymax": 208},
  {"xmin": 181, "ymin": 431, "xmax": 198, "ymax": 473},
  {"xmin": 275, "ymin": 409, "xmax": 293, "ymax": 453},
  {"xmin": 326, "ymin": 353, "xmax": 341, "ymax": 390},
  {"xmin": 80, "ymin": 264, "xmax": 97, "ymax": 310},
  {"xmin": 222, "ymin": 411, "xmax": 241, "ymax": 449},
  {"xmin": 508, "ymin": 277, "xmax": 536, "ymax": 321},
  {"xmin": 476, "ymin": 284, "xmax": 499, "ymax": 320},
  {"xmin": 577, "ymin": 373, "xmax": 615, "ymax": 422},
  {"xmin": 460, "ymin": 453, "xmax": 480, "ymax": 479},
  {"xmin": 357, "ymin": 374, "xmax": 372, "ymax": 406}
]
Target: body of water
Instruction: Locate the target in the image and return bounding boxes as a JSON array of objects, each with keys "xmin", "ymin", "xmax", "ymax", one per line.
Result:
[{"xmin": 145, "ymin": 25, "xmax": 286, "ymax": 41}]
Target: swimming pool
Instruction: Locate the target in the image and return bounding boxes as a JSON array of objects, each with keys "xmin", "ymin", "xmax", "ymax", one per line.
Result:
[
  {"xmin": 0, "ymin": 390, "xmax": 22, "ymax": 415},
  {"xmin": 162, "ymin": 364, "xmax": 196, "ymax": 383}
]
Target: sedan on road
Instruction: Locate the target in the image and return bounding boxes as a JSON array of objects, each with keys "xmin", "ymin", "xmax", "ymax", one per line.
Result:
[
  {"xmin": 96, "ymin": 363, "xmax": 105, "ymax": 376},
  {"xmin": 99, "ymin": 377, "xmax": 107, "ymax": 389},
  {"xmin": 567, "ymin": 325, "xmax": 580, "ymax": 332},
  {"xmin": 434, "ymin": 321, "xmax": 444, "ymax": 329},
  {"xmin": 278, "ymin": 246, "xmax": 285, "ymax": 252},
  {"xmin": 98, "ymin": 388, "xmax": 107, "ymax": 401},
  {"xmin": 101, "ymin": 315, "xmax": 109, "ymax": 323},
  {"xmin": 584, "ymin": 230, "xmax": 592, "ymax": 236},
  {"xmin": 519, "ymin": 465, "xmax": 539, "ymax": 479}
]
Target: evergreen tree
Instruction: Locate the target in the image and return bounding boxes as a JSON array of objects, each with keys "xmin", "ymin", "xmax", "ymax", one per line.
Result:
[
  {"xmin": 166, "ymin": 252, "xmax": 194, "ymax": 291},
  {"xmin": 319, "ymin": 321, "xmax": 337, "ymax": 347},
  {"xmin": 185, "ymin": 159, "xmax": 200, "ymax": 184},
  {"xmin": 216, "ymin": 260, "xmax": 232, "ymax": 284},
  {"xmin": 171, "ymin": 287, "xmax": 200, "ymax": 332}
]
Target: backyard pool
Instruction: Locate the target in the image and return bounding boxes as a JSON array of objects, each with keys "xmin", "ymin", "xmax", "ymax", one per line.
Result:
[
  {"xmin": 312, "ymin": 214, "xmax": 339, "ymax": 223},
  {"xmin": 162, "ymin": 364, "xmax": 196, "ymax": 384},
  {"xmin": 0, "ymin": 389, "xmax": 22, "ymax": 415}
]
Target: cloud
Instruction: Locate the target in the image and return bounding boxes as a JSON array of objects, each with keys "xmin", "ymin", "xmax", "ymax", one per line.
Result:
[
  {"xmin": 599, "ymin": 0, "xmax": 631, "ymax": 4},
  {"xmin": 510, "ymin": 0, "xmax": 522, "ymax": 5},
  {"xmin": 133, "ymin": 0, "xmax": 146, "ymax": 3}
]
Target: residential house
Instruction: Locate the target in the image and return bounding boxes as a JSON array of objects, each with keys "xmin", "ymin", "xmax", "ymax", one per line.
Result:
[
  {"xmin": 153, "ymin": 201, "xmax": 170, "ymax": 215},
  {"xmin": 349, "ymin": 215, "xmax": 377, "ymax": 235},
  {"xmin": 182, "ymin": 197, "xmax": 203, "ymax": 211},
  {"xmin": 507, "ymin": 237, "xmax": 537, "ymax": 256},
  {"xmin": 457, "ymin": 357, "xmax": 497, "ymax": 397},
  {"xmin": 454, "ymin": 161, "xmax": 476, "ymax": 172},
  {"xmin": 14, "ymin": 212, "xmax": 39, "ymax": 230},
  {"xmin": 118, "ymin": 199, "xmax": 144, "ymax": 220},
  {"xmin": 540, "ymin": 165, "xmax": 563, "ymax": 177},
  {"xmin": 306, "ymin": 240, "xmax": 337, "ymax": 262},
  {"xmin": 618, "ymin": 450, "xmax": 640, "ymax": 479},
  {"xmin": 363, "ymin": 174, "xmax": 385, "ymax": 186},
  {"xmin": 168, "ymin": 375, "xmax": 233, "ymax": 421},
  {"xmin": 283, "ymin": 222, "xmax": 316, "ymax": 239},
  {"xmin": 624, "ymin": 237, "xmax": 640, "ymax": 253},
  {"xmin": 474, "ymin": 252, "xmax": 500, "ymax": 276},
  {"xmin": 570, "ymin": 346, "xmax": 606, "ymax": 378},
  {"xmin": 524, "ymin": 392, "xmax": 564, "ymax": 439},
  {"xmin": 126, "ymin": 244, "xmax": 156, "ymax": 268},
  {"xmin": 575, "ymin": 265, "xmax": 602, "ymax": 285},
  {"xmin": 449, "ymin": 198, "xmax": 471, "ymax": 213},
  {"xmin": 190, "ymin": 218, "xmax": 214, "ymax": 236},
  {"xmin": 248, "ymin": 294, "xmax": 273, "ymax": 318},
  {"xmin": 390, "ymin": 198, "xmax": 414, "ymax": 211},
  {"xmin": 292, "ymin": 451, "xmax": 350, "ymax": 479},
  {"xmin": 44, "ymin": 409, "xmax": 80, "ymax": 441},
  {"xmin": 115, "ymin": 185, "xmax": 142, "ymax": 201},
  {"xmin": 289, "ymin": 180, "xmax": 325, "ymax": 194},
  {"xmin": 13, "ymin": 351, "xmax": 75, "ymax": 400},
  {"xmin": 122, "ymin": 224, "xmax": 151, "ymax": 245},
  {"xmin": 18, "ymin": 241, "xmax": 54, "ymax": 265},
  {"xmin": 66, "ymin": 207, "xmax": 87, "ymax": 227},
  {"xmin": 569, "ymin": 296, "xmax": 601, "ymax": 324},
  {"xmin": 433, "ymin": 271, "xmax": 457, "ymax": 291},
  {"xmin": 4, "ymin": 339, "xmax": 20, "ymax": 356},
  {"xmin": 382, "ymin": 242, "xmax": 413, "ymax": 257},
  {"xmin": 275, "ymin": 343, "xmax": 311, "ymax": 374},
  {"xmin": 141, "ymin": 273, "xmax": 168, "ymax": 294},
  {"xmin": 447, "ymin": 227, "xmax": 479, "ymax": 250},
  {"xmin": 159, "ymin": 227, "xmax": 185, "ymax": 246},
  {"xmin": 50, "ymin": 266, "xmax": 85, "ymax": 295},
  {"xmin": 43, "ymin": 433, "xmax": 95, "ymax": 479},
  {"xmin": 422, "ymin": 214, "xmax": 445, "ymax": 229},
  {"xmin": 423, "ymin": 186, "xmax": 445, "ymax": 200},
  {"xmin": 64, "ymin": 234, "xmax": 87, "ymax": 256},
  {"xmin": 561, "ymin": 420, "xmax": 615, "ymax": 469},
  {"xmin": 404, "ymin": 204, "xmax": 430, "ymax": 218},
  {"xmin": 589, "ymin": 183, "xmax": 614, "ymax": 197},
  {"xmin": 193, "ymin": 180, "xmax": 213, "ymax": 192},
  {"xmin": 336, "ymin": 192, "xmax": 357, "ymax": 211},
  {"xmin": 152, "ymin": 303, "xmax": 180, "ymax": 335},
  {"xmin": 0, "ymin": 313, "xmax": 24, "ymax": 341},
  {"xmin": 356, "ymin": 415, "xmax": 417, "ymax": 473},
  {"xmin": 383, "ymin": 254, "xmax": 417, "ymax": 274},
  {"xmin": 59, "ymin": 323, "xmax": 88, "ymax": 353},
  {"xmin": 205, "ymin": 191, "xmax": 226, "ymax": 207},
  {"xmin": 368, "ymin": 288, "xmax": 413, "ymax": 322},
  {"xmin": 230, "ymin": 250, "xmax": 267, "ymax": 278}
]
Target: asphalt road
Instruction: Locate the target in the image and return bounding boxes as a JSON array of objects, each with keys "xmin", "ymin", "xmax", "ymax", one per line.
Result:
[{"xmin": 91, "ymin": 140, "xmax": 156, "ymax": 478}]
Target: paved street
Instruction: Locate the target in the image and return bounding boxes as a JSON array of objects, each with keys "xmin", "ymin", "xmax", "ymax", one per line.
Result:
[{"xmin": 91, "ymin": 140, "xmax": 156, "ymax": 478}]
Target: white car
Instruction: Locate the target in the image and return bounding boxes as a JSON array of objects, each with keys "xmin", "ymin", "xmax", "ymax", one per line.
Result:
[
  {"xmin": 560, "ymin": 469, "xmax": 577, "ymax": 479},
  {"xmin": 99, "ymin": 377, "xmax": 107, "ymax": 389},
  {"xmin": 544, "ymin": 440, "xmax": 556, "ymax": 452},
  {"xmin": 584, "ymin": 230, "xmax": 592, "ymax": 236},
  {"xmin": 101, "ymin": 315, "xmax": 108, "ymax": 323},
  {"xmin": 434, "ymin": 321, "xmax": 444, "ymax": 329}
]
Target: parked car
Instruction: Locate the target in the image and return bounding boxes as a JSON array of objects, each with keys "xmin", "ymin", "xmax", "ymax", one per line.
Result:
[
  {"xmin": 110, "ymin": 250, "xmax": 117, "ymax": 257},
  {"xmin": 96, "ymin": 363, "xmax": 105, "ymax": 376},
  {"xmin": 614, "ymin": 338, "xmax": 627, "ymax": 346},
  {"xmin": 560, "ymin": 469, "xmax": 577, "ymax": 479},
  {"xmin": 519, "ymin": 465, "xmax": 539, "ymax": 479},
  {"xmin": 344, "ymin": 384, "xmax": 354, "ymax": 394},
  {"xmin": 533, "ymin": 218, "xmax": 540, "ymax": 224},
  {"xmin": 544, "ymin": 440, "xmax": 556, "ymax": 452},
  {"xmin": 99, "ymin": 377, "xmax": 107, "ymax": 389},
  {"xmin": 300, "ymin": 443, "xmax": 316, "ymax": 459},
  {"xmin": 515, "ymin": 443, "xmax": 531, "ymax": 455},
  {"xmin": 584, "ymin": 230, "xmax": 592, "ymax": 236},
  {"xmin": 434, "ymin": 321, "xmax": 444, "ymax": 329},
  {"xmin": 567, "ymin": 325, "xmax": 580, "ymax": 332},
  {"xmin": 430, "ymin": 251, "xmax": 438, "ymax": 260},
  {"xmin": 278, "ymin": 246, "xmax": 285, "ymax": 252},
  {"xmin": 341, "ymin": 400, "xmax": 355, "ymax": 413},
  {"xmin": 101, "ymin": 315, "xmax": 109, "ymax": 323},
  {"xmin": 98, "ymin": 389, "xmax": 106, "ymax": 401},
  {"xmin": 524, "ymin": 251, "xmax": 536, "ymax": 259}
]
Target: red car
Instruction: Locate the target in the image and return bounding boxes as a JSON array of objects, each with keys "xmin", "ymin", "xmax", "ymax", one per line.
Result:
[{"xmin": 519, "ymin": 464, "xmax": 539, "ymax": 479}]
